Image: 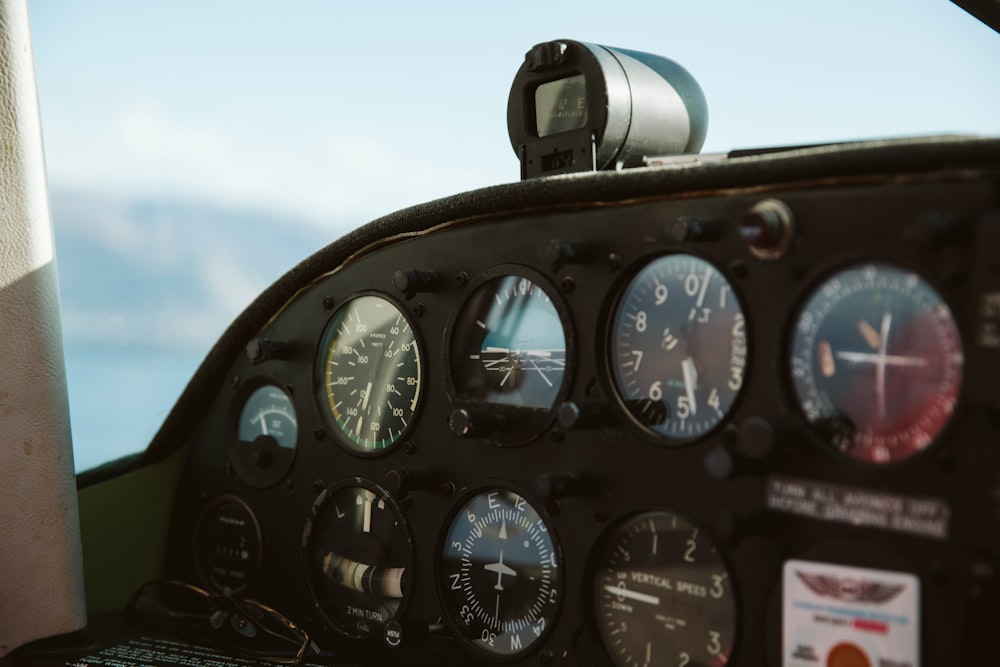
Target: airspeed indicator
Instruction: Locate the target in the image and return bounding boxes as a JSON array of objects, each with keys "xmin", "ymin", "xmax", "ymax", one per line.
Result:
[
  {"xmin": 316, "ymin": 294, "xmax": 422, "ymax": 455},
  {"xmin": 592, "ymin": 510, "xmax": 737, "ymax": 667}
]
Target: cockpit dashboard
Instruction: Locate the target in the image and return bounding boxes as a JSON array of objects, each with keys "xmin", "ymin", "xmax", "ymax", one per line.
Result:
[{"xmin": 77, "ymin": 136, "xmax": 999, "ymax": 666}]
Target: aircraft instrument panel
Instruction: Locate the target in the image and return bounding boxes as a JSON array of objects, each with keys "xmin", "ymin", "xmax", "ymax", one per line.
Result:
[{"xmin": 162, "ymin": 139, "xmax": 1000, "ymax": 666}]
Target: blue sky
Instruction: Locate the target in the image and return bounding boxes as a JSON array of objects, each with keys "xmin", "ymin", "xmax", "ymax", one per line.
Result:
[
  {"xmin": 30, "ymin": 0, "xmax": 1000, "ymax": 228},
  {"xmin": 24, "ymin": 0, "xmax": 1000, "ymax": 470}
]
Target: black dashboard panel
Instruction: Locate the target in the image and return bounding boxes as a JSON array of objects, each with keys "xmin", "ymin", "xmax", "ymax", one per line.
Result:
[{"xmin": 166, "ymin": 148, "xmax": 1000, "ymax": 666}]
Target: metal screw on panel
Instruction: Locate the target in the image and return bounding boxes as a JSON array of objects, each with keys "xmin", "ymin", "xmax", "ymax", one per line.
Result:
[
  {"xmin": 735, "ymin": 418, "xmax": 776, "ymax": 461},
  {"xmin": 703, "ymin": 444, "xmax": 734, "ymax": 480}
]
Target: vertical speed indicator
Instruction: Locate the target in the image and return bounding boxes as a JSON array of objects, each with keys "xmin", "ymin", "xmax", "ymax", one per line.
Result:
[
  {"xmin": 592, "ymin": 510, "xmax": 737, "ymax": 666},
  {"xmin": 610, "ymin": 254, "xmax": 747, "ymax": 442}
]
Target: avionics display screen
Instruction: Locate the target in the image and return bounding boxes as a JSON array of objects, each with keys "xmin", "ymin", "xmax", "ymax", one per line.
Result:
[{"xmin": 534, "ymin": 74, "xmax": 587, "ymax": 137}]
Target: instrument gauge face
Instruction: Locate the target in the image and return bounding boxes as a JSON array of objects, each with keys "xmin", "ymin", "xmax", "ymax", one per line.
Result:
[
  {"xmin": 449, "ymin": 270, "xmax": 571, "ymax": 444},
  {"xmin": 593, "ymin": 510, "xmax": 737, "ymax": 667},
  {"xmin": 610, "ymin": 254, "xmax": 747, "ymax": 442},
  {"xmin": 231, "ymin": 383, "xmax": 298, "ymax": 487},
  {"xmin": 194, "ymin": 496, "xmax": 263, "ymax": 596},
  {"xmin": 451, "ymin": 272, "xmax": 569, "ymax": 409},
  {"xmin": 238, "ymin": 384, "xmax": 298, "ymax": 447},
  {"xmin": 303, "ymin": 479, "xmax": 413, "ymax": 639},
  {"xmin": 315, "ymin": 294, "xmax": 422, "ymax": 455},
  {"xmin": 439, "ymin": 488, "xmax": 562, "ymax": 659},
  {"xmin": 789, "ymin": 263, "xmax": 964, "ymax": 463}
]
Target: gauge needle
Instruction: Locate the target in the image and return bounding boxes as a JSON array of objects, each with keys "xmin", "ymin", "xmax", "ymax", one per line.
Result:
[
  {"xmin": 858, "ymin": 319, "xmax": 881, "ymax": 350},
  {"xmin": 258, "ymin": 409, "xmax": 268, "ymax": 436},
  {"xmin": 604, "ymin": 584, "xmax": 660, "ymax": 606},
  {"xmin": 695, "ymin": 266, "xmax": 712, "ymax": 307},
  {"xmin": 681, "ymin": 356, "xmax": 698, "ymax": 415},
  {"xmin": 358, "ymin": 489, "xmax": 376, "ymax": 533},
  {"xmin": 875, "ymin": 312, "xmax": 891, "ymax": 422},
  {"xmin": 838, "ymin": 315, "xmax": 920, "ymax": 425},
  {"xmin": 834, "ymin": 351, "xmax": 927, "ymax": 367},
  {"xmin": 362, "ymin": 380, "xmax": 372, "ymax": 412}
]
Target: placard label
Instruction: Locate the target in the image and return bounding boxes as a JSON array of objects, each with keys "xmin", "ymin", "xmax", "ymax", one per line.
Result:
[
  {"xmin": 767, "ymin": 476, "xmax": 949, "ymax": 540},
  {"xmin": 783, "ymin": 559, "xmax": 920, "ymax": 667}
]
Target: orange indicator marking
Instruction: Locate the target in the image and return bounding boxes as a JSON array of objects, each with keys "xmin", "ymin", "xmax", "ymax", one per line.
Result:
[
  {"xmin": 819, "ymin": 340, "xmax": 835, "ymax": 377},
  {"xmin": 858, "ymin": 319, "xmax": 881, "ymax": 350}
]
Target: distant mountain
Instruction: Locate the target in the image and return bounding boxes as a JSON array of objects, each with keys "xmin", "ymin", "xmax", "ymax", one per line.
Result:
[
  {"xmin": 50, "ymin": 189, "xmax": 336, "ymax": 354},
  {"xmin": 47, "ymin": 189, "xmax": 342, "ymax": 471}
]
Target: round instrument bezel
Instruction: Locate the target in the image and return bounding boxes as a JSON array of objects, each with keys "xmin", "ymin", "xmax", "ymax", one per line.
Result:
[
  {"xmin": 784, "ymin": 259, "xmax": 966, "ymax": 466},
  {"xmin": 435, "ymin": 482, "xmax": 565, "ymax": 662},
  {"xmin": 603, "ymin": 250, "xmax": 750, "ymax": 445},
  {"xmin": 312, "ymin": 291, "xmax": 425, "ymax": 458},
  {"xmin": 444, "ymin": 265, "xmax": 576, "ymax": 447}
]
